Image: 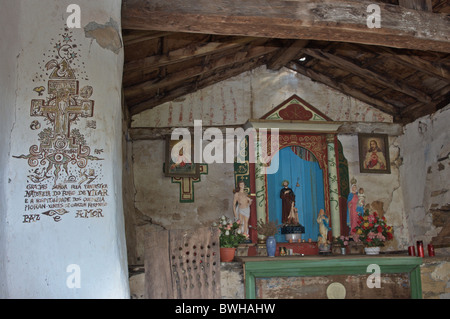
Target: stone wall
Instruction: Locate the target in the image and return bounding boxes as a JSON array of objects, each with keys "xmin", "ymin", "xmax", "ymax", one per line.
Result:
[{"xmin": 421, "ymin": 256, "xmax": 450, "ymax": 299}]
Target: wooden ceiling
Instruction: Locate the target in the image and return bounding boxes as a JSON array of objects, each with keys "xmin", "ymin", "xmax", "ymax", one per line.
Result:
[{"xmin": 122, "ymin": 0, "xmax": 450, "ymax": 124}]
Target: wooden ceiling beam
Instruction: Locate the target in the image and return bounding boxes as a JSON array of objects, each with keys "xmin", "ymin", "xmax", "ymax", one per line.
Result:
[
  {"xmin": 286, "ymin": 61, "xmax": 400, "ymax": 116},
  {"xmin": 399, "ymin": 0, "xmax": 433, "ymax": 11},
  {"xmin": 400, "ymin": 84, "xmax": 450, "ymax": 118},
  {"xmin": 301, "ymin": 48, "xmax": 433, "ymax": 103},
  {"xmin": 379, "ymin": 48, "xmax": 450, "ymax": 82},
  {"xmin": 266, "ymin": 40, "xmax": 309, "ymax": 70},
  {"xmin": 122, "ymin": 30, "xmax": 173, "ymax": 45},
  {"xmin": 122, "ymin": 0, "xmax": 450, "ymax": 53},
  {"xmin": 352, "ymin": 43, "xmax": 450, "ymax": 82},
  {"xmin": 124, "ymin": 36, "xmax": 261, "ymax": 73},
  {"xmin": 125, "ymin": 44, "xmax": 280, "ymax": 105},
  {"xmin": 432, "ymin": 0, "xmax": 450, "ymax": 13},
  {"xmin": 128, "ymin": 57, "xmax": 268, "ymax": 115}
]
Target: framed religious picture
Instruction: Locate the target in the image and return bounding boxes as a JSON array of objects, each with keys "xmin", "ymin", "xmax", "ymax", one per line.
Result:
[
  {"xmin": 164, "ymin": 135, "xmax": 200, "ymax": 178},
  {"xmin": 358, "ymin": 133, "xmax": 391, "ymax": 174}
]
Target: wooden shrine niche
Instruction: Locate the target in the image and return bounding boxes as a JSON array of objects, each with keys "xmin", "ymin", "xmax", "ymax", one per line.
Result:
[{"xmin": 240, "ymin": 95, "xmax": 347, "ymax": 250}]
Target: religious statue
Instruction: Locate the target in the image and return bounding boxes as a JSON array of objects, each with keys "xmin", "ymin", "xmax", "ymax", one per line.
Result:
[
  {"xmin": 347, "ymin": 181, "xmax": 359, "ymax": 235},
  {"xmin": 233, "ymin": 180, "xmax": 252, "ymax": 237},
  {"xmin": 363, "ymin": 139, "xmax": 387, "ymax": 170},
  {"xmin": 317, "ymin": 209, "xmax": 331, "ymax": 250},
  {"xmin": 280, "ymin": 180, "xmax": 295, "ymax": 224}
]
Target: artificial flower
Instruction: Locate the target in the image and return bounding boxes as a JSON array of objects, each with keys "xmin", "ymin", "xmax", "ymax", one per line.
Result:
[{"xmin": 352, "ymin": 209, "xmax": 394, "ymax": 247}]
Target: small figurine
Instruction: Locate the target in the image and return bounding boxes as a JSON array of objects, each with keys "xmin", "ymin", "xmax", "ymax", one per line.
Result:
[
  {"xmin": 317, "ymin": 209, "xmax": 331, "ymax": 251},
  {"xmin": 233, "ymin": 180, "xmax": 252, "ymax": 237},
  {"xmin": 287, "ymin": 201, "xmax": 299, "ymax": 225},
  {"xmin": 280, "ymin": 180, "xmax": 295, "ymax": 224},
  {"xmin": 356, "ymin": 187, "xmax": 365, "ymax": 216},
  {"xmin": 347, "ymin": 182, "xmax": 359, "ymax": 235}
]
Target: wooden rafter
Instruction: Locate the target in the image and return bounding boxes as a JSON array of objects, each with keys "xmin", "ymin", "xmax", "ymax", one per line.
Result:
[
  {"xmin": 125, "ymin": 42, "xmax": 281, "ymax": 104},
  {"xmin": 301, "ymin": 48, "xmax": 433, "ymax": 103},
  {"xmin": 124, "ymin": 36, "xmax": 261, "ymax": 72},
  {"xmin": 128, "ymin": 55, "xmax": 271, "ymax": 115},
  {"xmin": 286, "ymin": 61, "xmax": 399, "ymax": 116},
  {"xmin": 266, "ymin": 40, "xmax": 309, "ymax": 70}
]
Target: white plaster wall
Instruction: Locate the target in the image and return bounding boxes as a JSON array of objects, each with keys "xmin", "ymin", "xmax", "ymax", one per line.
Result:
[
  {"xmin": 1, "ymin": 0, "xmax": 128, "ymax": 298},
  {"xmin": 399, "ymin": 104, "xmax": 450, "ymax": 245},
  {"xmin": 131, "ymin": 65, "xmax": 392, "ymax": 128},
  {"xmin": 0, "ymin": 0, "xmax": 21, "ymax": 297}
]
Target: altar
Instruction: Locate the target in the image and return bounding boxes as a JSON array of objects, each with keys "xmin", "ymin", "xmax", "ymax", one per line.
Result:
[
  {"xmin": 236, "ymin": 255, "xmax": 423, "ymax": 299},
  {"xmin": 234, "ymin": 95, "xmax": 349, "ymax": 249}
]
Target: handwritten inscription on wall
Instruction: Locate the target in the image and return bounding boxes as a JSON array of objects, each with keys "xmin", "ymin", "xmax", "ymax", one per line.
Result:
[{"xmin": 15, "ymin": 26, "xmax": 109, "ymax": 223}]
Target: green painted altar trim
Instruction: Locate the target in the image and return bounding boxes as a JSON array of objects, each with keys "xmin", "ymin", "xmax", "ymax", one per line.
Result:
[{"xmin": 237, "ymin": 255, "xmax": 423, "ymax": 299}]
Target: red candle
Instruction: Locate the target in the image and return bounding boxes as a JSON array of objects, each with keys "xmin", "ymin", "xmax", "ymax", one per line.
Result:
[
  {"xmin": 408, "ymin": 246, "xmax": 416, "ymax": 256},
  {"xmin": 428, "ymin": 244, "xmax": 435, "ymax": 257},
  {"xmin": 417, "ymin": 241, "xmax": 424, "ymax": 257}
]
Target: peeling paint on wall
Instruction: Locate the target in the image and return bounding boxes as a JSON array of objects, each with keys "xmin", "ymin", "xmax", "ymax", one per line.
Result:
[{"xmin": 84, "ymin": 18, "xmax": 122, "ymax": 54}]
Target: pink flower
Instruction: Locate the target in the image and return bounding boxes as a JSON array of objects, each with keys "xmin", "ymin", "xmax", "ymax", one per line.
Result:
[
  {"xmin": 368, "ymin": 231, "xmax": 376, "ymax": 239},
  {"xmin": 376, "ymin": 233, "xmax": 385, "ymax": 241},
  {"xmin": 351, "ymin": 233, "xmax": 360, "ymax": 242}
]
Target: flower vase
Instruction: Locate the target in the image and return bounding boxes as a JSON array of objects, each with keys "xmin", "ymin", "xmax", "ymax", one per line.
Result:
[
  {"xmin": 340, "ymin": 247, "xmax": 346, "ymax": 255},
  {"xmin": 266, "ymin": 236, "xmax": 276, "ymax": 257},
  {"xmin": 364, "ymin": 246, "xmax": 380, "ymax": 255},
  {"xmin": 220, "ymin": 247, "xmax": 236, "ymax": 262}
]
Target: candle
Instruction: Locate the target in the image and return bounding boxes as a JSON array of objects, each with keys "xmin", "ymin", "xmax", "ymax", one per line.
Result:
[
  {"xmin": 427, "ymin": 244, "xmax": 435, "ymax": 257},
  {"xmin": 408, "ymin": 246, "xmax": 416, "ymax": 256},
  {"xmin": 417, "ymin": 241, "xmax": 424, "ymax": 257}
]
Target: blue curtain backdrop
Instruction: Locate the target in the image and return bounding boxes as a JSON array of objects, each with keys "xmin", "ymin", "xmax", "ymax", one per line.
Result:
[{"xmin": 267, "ymin": 147, "xmax": 325, "ymax": 242}]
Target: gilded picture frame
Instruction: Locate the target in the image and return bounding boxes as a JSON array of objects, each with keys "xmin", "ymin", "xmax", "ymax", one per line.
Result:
[{"xmin": 358, "ymin": 133, "xmax": 391, "ymax": 174}]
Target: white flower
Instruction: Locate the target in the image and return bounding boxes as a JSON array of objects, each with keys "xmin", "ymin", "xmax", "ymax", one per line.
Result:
[
  {"xmin": 225, "ymin": 230, "xmax": 230, "ymax": 236},
  {"xmin": 220, "ymin": 215, "xmax": 226, "ymax": 220},
  {"xmin": 222, "ymin": 220, "xmax": 227, "ymax": 225},
  {"xmin": 237, "ymin": 228, "xmax": 242, "ymax": 234},
  {"xmin": 212, "ymin": 222, "xmax": 217, "ymax": 227}
]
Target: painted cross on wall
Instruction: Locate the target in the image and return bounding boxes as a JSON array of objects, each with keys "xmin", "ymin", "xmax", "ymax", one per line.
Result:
[{"xmin": 15, "ymin": 27, "xmax": 102, "ymax": 186}]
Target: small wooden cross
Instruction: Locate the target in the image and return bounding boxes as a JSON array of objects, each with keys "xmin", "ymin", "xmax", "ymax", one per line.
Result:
[{"xmin": 171, "ymin": 164, "xmax": 208, "ymax": 203}]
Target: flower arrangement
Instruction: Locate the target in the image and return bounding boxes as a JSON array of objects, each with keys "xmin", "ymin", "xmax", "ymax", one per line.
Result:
[
  {"xmin": 213, "ymin": 216, "xmax": 248, "ymax": 248},
  {"xmin": 335, "ymin": 235, "xmax": 349, "ymax": 248},
  {"xmin": 352, "ymin": 209, "xmax": 393, "ymax": 247},
  {"xmin": 256, "ymin": 219, "xmax": 279, "ymax": 237}
]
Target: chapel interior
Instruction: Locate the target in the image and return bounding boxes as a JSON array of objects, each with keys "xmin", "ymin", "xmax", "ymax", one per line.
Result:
[
  {"xmin": 0, "ymin": 0, "xmax": 449, "ymax": 300},
  {"xmin": 120, "ymin": 0, "xmax": 450, "ymax": 299}
]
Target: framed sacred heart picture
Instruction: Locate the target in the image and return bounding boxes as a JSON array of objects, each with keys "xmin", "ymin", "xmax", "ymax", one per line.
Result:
[
  {"xmin": 358, "ymin": 133, "xmax": 391, "ymax": 174},
  {"xmin": 164, "ymin": 135, "xmax": 200, "ymax": 178}
]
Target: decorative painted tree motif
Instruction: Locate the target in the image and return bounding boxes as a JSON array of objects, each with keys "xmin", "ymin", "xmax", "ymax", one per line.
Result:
[{"xmin": 14, "ymin": 28, "xmax": 102, "ymax": 186}]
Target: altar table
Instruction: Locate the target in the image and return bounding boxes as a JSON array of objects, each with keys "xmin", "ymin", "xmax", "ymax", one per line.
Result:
[{"xmin": 236, "ymin": 255, "xmax": 423, "ymax": 299}]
